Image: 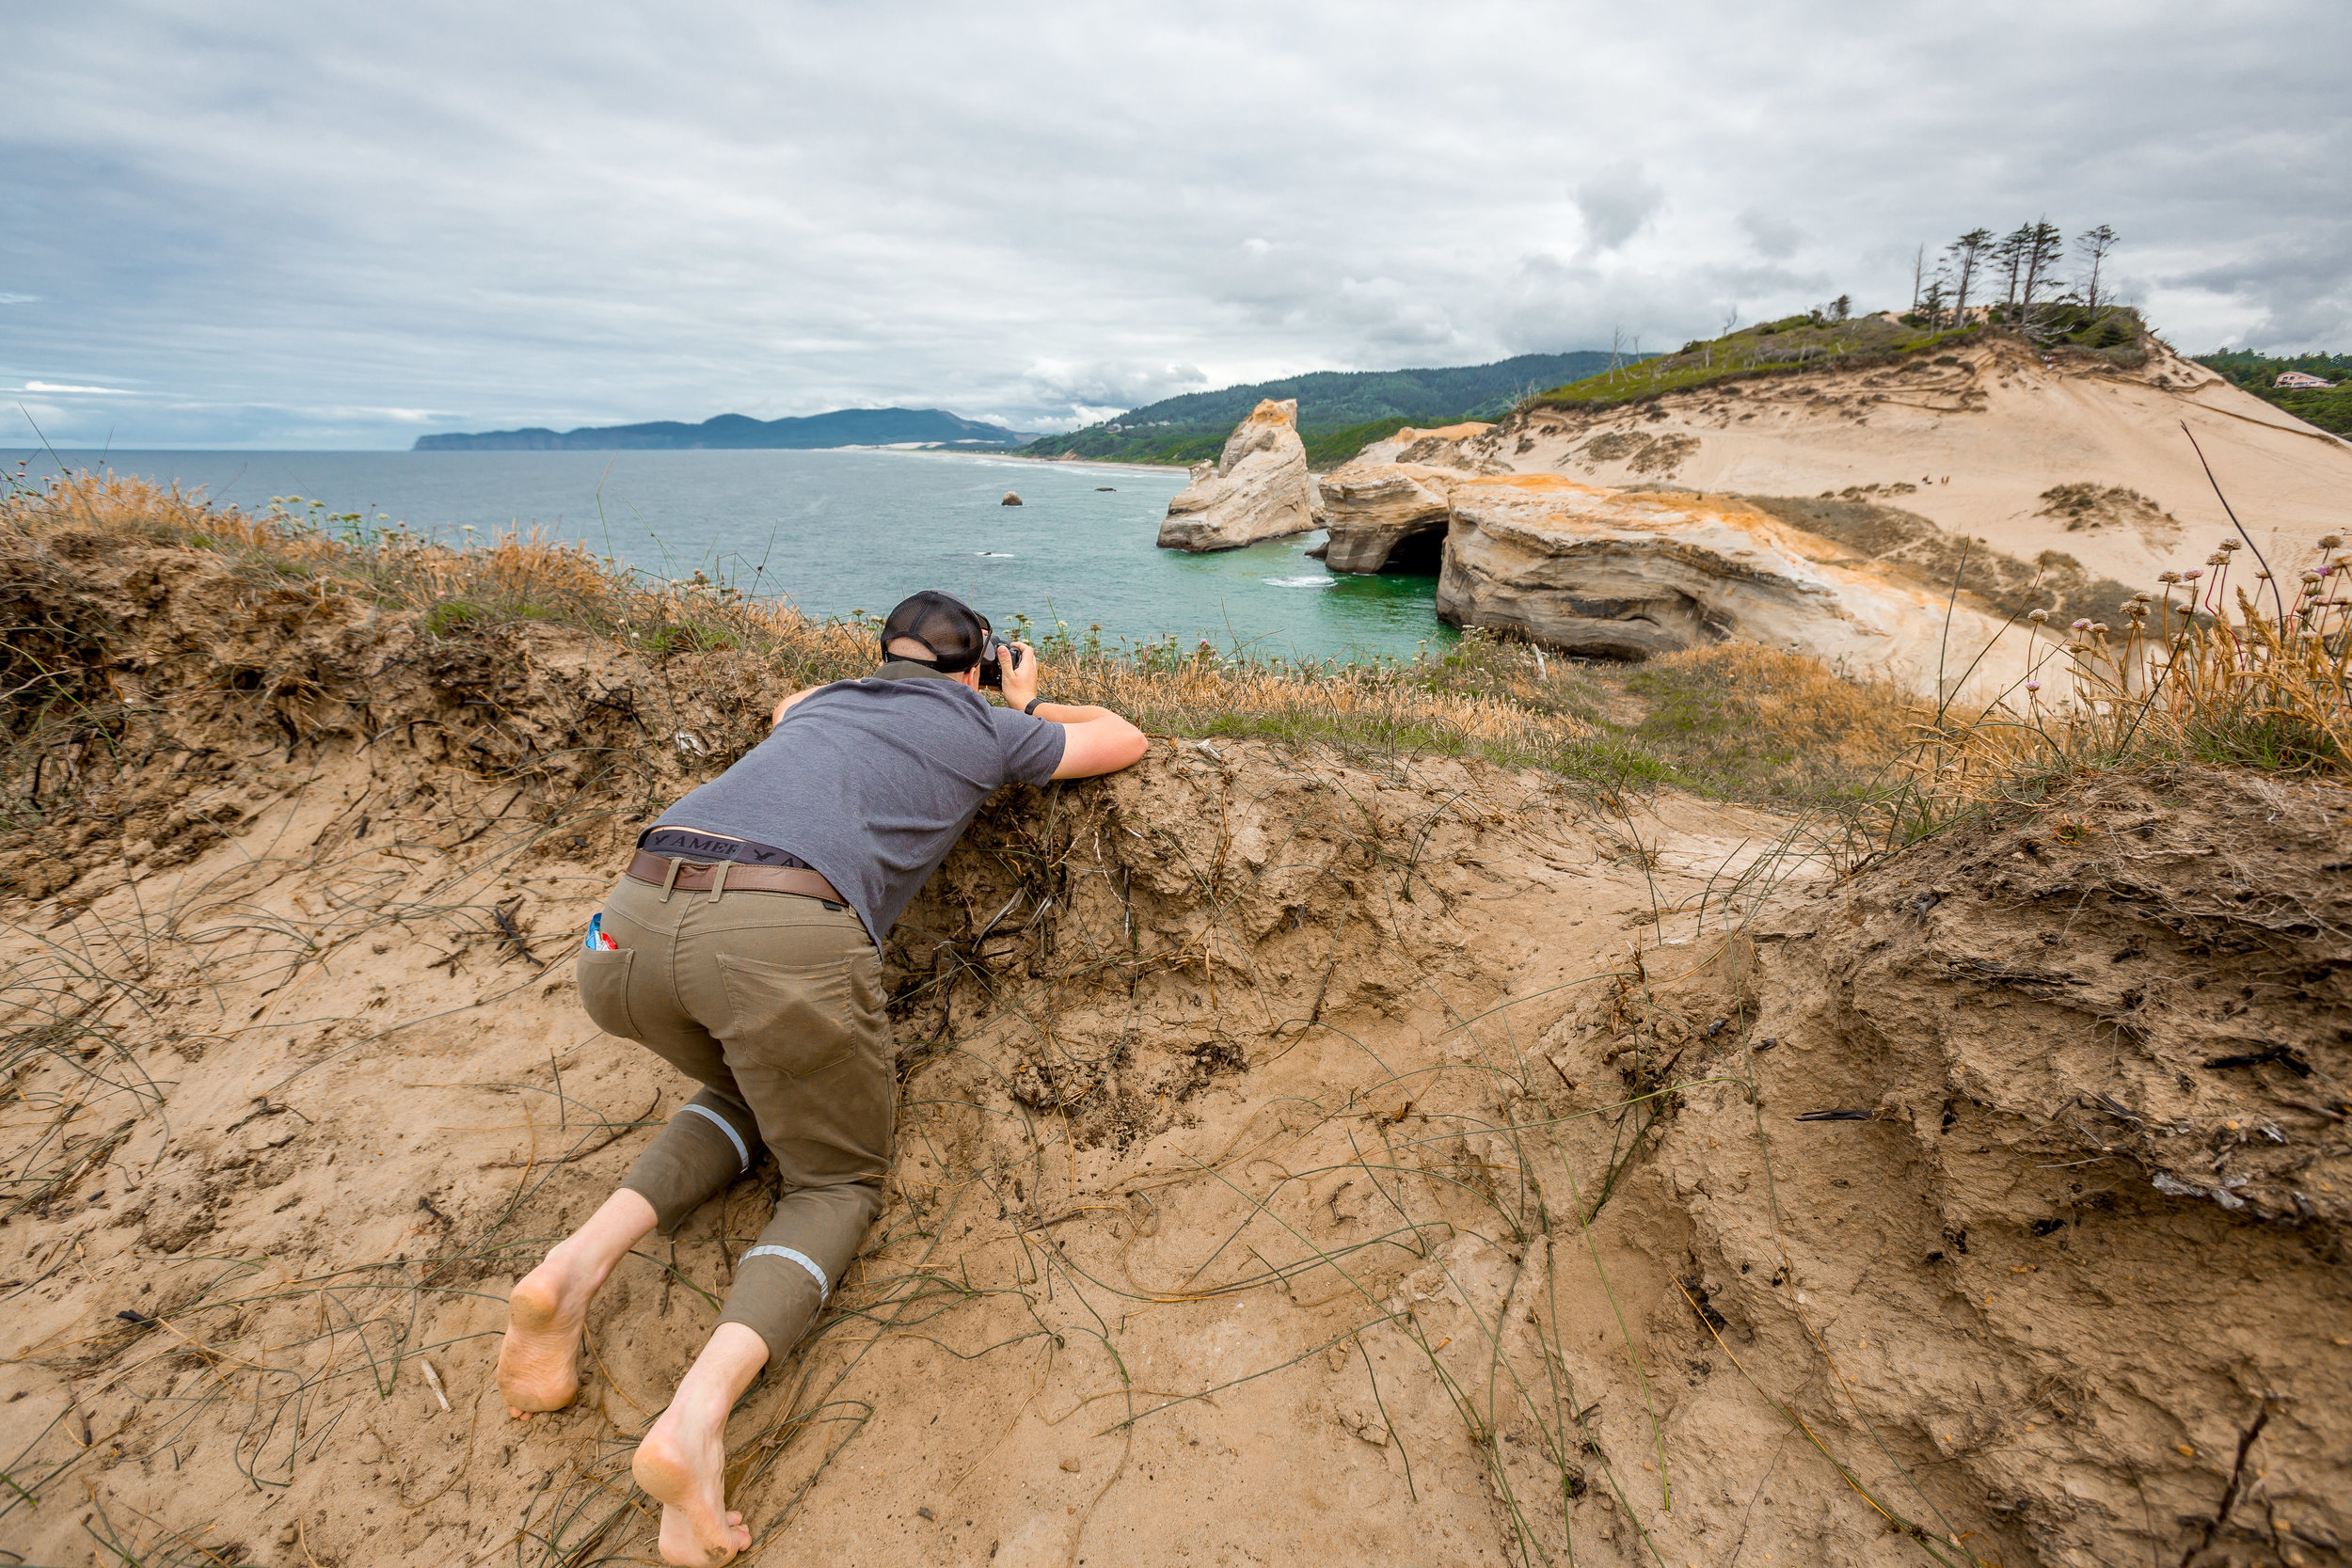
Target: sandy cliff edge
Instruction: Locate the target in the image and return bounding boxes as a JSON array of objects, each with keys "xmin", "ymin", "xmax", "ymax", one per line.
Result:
[{"xmin": 0, "ymin": 534, "xmax": 2344, "ymax": 1568}]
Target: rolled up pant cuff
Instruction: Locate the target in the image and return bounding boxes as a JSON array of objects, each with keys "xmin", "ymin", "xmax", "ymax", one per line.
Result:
[
  {"xmin": 621, "ymin": 1089, "xmax": 760, "ymax": 1233},
  {"xmin": 719, "ymin": 1247, "xmax": 831, "ymax": 1364}
]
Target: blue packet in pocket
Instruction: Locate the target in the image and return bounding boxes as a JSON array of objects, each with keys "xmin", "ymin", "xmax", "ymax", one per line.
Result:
[{"xmin": 584, "ymin": 912, "xmax": 618, "ymax": 950}]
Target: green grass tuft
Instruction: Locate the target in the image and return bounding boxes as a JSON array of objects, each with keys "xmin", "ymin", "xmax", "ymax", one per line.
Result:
[
  {"xmin": 420, "ymin": 598, "xmax": 485, "ymax": 636},
  {"xmin": 1532, "ymin": 307, "xmax": 2153, "ymax": 414}
]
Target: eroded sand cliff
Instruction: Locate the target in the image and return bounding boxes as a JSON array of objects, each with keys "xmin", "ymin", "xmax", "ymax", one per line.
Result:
[
  {"xmin": 1306, "ymin": 333, "xmax": 2348, "ymax": 698},
  {"xmin": 2, "ymin": 534, "xmax": 2345, "ymax": 1568}
]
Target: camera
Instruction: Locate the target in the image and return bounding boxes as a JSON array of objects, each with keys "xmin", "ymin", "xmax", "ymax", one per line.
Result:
[{"xmin": 975, "ymin": 631, "xmax": 1025, "ymax": 689}]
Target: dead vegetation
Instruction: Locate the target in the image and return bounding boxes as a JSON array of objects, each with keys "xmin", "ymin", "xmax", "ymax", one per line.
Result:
[{"xmin": 2035, "ymin": 480, "xmax": 2179, "ymax": 540}]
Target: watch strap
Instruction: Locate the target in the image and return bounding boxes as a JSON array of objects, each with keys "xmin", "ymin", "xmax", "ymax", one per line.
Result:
[{"xmin": 1024, "ymin": 695, "xmax": 1047, "ymax": 717}]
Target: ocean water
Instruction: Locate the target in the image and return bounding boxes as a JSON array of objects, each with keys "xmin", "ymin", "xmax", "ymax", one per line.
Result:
[{"xmin": 9, "ymin": 447, "xmax": 1454, "ymax": 665}]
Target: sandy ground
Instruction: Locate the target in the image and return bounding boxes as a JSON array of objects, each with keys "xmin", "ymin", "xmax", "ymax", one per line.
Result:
[
  {"xmin": 1380, "ymin": 336, "xmax": 2352, "ymax": 592},
  {"xmin": 2, "ymin": 539, "xmax": 2347, "ymax": 1568}
]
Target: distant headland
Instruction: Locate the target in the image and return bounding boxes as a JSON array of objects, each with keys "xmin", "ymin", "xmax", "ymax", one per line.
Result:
[
  {"xmin": 1023, "ymin": 351, "xmax": 1632, "ymax": 467},
  {"xmin": 413, "ymin": 407, "xmax": 1032, "ymax": 451}
]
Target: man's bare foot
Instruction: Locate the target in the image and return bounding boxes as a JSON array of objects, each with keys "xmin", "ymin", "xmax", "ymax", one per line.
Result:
[
  {"xmin": 633, "ymin": 1396, "xmax": 751, "ymax": 1565},
  {"xmin": 494, "ymin": 1190, "xmax": 659, "ymax": 1422},
  {"xmin": 496, "ymin": 1259, "xmax": 591, "ymax": 1418}
]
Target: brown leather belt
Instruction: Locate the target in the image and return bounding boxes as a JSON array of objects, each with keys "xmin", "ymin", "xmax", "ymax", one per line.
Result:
[{"xmin": 626, "ymin": 849, "xmax": 847, "ymax": 906}]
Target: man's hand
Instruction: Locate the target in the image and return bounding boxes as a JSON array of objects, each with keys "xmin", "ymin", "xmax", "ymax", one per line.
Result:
[{"xmin": 996, "ymin": 641, "xmax": 1039, "ymax": 711}]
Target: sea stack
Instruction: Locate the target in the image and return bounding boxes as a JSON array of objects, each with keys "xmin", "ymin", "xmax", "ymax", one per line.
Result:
[
  {"xmin": 1001, "ymin": 492, "xmax": 1023, "ymax": 506},
  {"xmin": 1155, "ymin": 398, "xmax": 1322, "ymax": 552}
]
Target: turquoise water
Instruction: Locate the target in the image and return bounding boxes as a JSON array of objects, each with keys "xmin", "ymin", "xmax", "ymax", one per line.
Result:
[{"xmin": 8, "ymin": 447, "xmax": 1453, "ymax": 665}]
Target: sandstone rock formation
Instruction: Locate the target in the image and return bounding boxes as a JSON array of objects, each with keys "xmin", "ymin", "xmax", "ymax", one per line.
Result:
[
  {"xmin": 1319, "ymin": 462, "xmax": 1456, "ymax": 573},
  {"xmin": 1000, "ymin": 491, "xmax": 1023, "ymax": 506},
  {"xmin": 1156, "ymin": 398, "xmax": 1322, "ymax": 552},
  {"xmin": 1434, "ymin": 473, "xmax": 2022, "ymax": 694}
]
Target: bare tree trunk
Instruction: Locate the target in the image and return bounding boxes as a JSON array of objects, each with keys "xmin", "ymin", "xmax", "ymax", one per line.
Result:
[
  {"xmin": 2077, "ymin": 224, "xmax": 2119, "ymax": 313},
  {"xmin": 2020, "ymin": 228, "xmax": 2049, "ymax": 324}
]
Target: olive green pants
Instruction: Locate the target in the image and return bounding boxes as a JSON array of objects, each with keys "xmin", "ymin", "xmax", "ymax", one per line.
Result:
[{"xmin": 575, "ymin": 872, "xmax": 893, "ymax": 1362}]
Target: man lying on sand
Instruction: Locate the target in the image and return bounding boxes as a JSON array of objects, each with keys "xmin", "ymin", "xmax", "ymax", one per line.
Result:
[{"xmin": 495, "ymin": 591, "xmax": 1149, "ymax": 1564}]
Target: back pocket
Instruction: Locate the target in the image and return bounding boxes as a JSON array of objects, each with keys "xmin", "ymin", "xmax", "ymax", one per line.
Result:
[
  {"xmin": 714, "ymin": 953, "xmax": 860, "ymax": 1078},
  {"xmin": 577, "ymin": 946, "xmax": 641, "ymax": 1040}
]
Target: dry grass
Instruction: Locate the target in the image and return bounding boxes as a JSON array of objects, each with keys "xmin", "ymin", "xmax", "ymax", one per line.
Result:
[
  {"xmin": 1625, "ymin": 644, "xmax": 1916, "ymax": 793},
  {"xmin": 1846, "ymin": 534, "xmax": 2352, "ymax": 863},
  {"xmin": 0, "ymin": 472, "xmax": 1926, "ymax": 808},
  {"xmin": 19, "ymin": 469, "xmax": 2332, "ymax": 845}
]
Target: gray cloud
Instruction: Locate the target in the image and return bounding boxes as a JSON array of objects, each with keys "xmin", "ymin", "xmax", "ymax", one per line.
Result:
[
  {"xmin": 1577, "ymin": 162, "xmax": 1666, "ymax": 255},
  {"xmin": 1739, "ymin": 208, "xmax": 1804, "ymax": 261},
  {"xmin": 2, "ymin": 0, "xmax": 2346, "ymax": 448},
  {"xmin": 1021, "ymin": 360, "xmax": 1211, "ymax": 426},
  {"xmin": 2156, "ymin": 245, "xmax": 2352, "ymax": 350}
]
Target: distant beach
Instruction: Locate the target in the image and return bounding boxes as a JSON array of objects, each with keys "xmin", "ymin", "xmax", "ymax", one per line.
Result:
[{"xmin": 909, "ymin": 448, "xmax": 1187, "ymax": 474}]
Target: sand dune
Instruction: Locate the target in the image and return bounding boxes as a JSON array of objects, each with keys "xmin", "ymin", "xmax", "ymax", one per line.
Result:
[{"xmin": 1375, "ymin": 335, "xmax": 2351, "ymax": 591}]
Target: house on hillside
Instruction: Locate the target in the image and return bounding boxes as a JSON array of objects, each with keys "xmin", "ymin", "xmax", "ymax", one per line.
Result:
[{"xmin": 2277, "ymin": 371, "xmax": 2338, "ymax": 389}]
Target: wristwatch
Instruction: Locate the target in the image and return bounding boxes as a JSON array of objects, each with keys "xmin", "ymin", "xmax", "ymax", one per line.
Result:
[{"xmin": 1024, "ymin": 695, "xmax": 1047, "ymax": 716}]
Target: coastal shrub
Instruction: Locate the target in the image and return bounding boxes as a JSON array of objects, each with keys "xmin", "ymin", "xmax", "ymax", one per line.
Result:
[
  {"xmin": 421, "ymin": 598, "xmax": 485, "ymax": 636},
  {"xmin": 1301, "ymin": 416, "xmax": 1414, "ymax": 469},
  {"xmin": 2192, "ymin": 347, "xmax": 2352, "ymax": 436},
  {"xmin": 1525, "ymin": 316, "xmax": 1982, "ymax": 412}
]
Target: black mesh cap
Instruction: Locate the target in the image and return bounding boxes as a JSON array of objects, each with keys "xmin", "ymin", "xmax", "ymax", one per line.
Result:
[{"xmin": 880, "ymin": 590, "xmax": 990, "ymax": 672}]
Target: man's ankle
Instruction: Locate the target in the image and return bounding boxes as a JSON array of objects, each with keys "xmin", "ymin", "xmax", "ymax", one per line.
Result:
[
  {"xmin": 535, "ymin": 1241, "xmax": 604, "ymax": 1296},
  {"xmin": 668, "ymin": 1375, "xmax": 744, "ymax": 1431}
]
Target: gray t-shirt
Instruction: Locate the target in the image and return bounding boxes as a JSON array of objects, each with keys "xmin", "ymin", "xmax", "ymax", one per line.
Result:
[{"xmin": 654, "ymin": 662, "xmax": 1066, "ymax": 946}]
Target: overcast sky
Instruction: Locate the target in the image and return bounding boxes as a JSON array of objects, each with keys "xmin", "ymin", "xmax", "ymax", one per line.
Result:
[{"xmin": 5, "ymin": 0, "xmax": 2347, "ymax": 448}]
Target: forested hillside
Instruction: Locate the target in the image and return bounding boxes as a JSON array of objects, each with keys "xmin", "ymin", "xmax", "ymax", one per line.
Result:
[
  {"xmin": 416, "ymin": 407, "xmax": 1028, "ymax": 451},
  {"xmin": 2194, "ymin": 350, "xmax": 2352, "ymax": 436},
  {"xmin": 1025, "ymin": 351, "xmax": 1620, "ymax": 466}
]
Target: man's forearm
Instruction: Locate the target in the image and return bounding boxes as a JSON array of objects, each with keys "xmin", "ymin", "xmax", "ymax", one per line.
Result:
[
  {"xmin": 1037, "ymin": 697, "xmax": 1152, "ymax": 779},
  {"xmin": 1029, "ymin": 701, "xmax": 1120, "ymax": 724}
]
